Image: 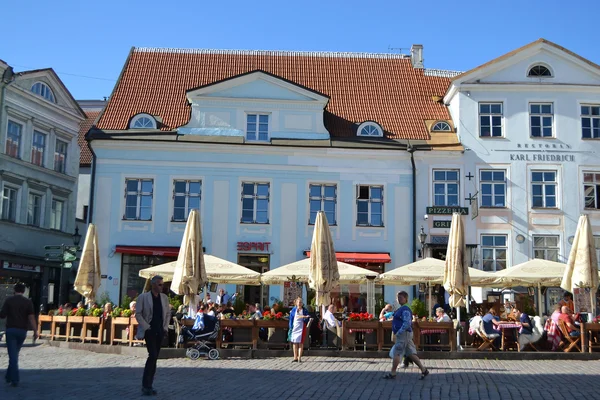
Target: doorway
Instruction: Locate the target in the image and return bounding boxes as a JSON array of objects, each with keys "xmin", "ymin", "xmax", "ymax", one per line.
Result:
[
  {"xmin": 430, "ymin": 247, "xmax": 447, "ymax": 261},
  {"xmin": 237, "ymin": 254, "xmax": 269, "ymax": 307}
]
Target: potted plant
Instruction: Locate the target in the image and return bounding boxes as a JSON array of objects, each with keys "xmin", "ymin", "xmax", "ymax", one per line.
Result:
[
  {"xmin": 84, "ymin": 306, "xmax": 103, "ymax": 324},
  {"xmin": 53, "ymin": 308, "xmax": 68, "ymax": 323},
  {"xmin": 112, "ymin": 307, "xmax": 130, "ymax": 324}
]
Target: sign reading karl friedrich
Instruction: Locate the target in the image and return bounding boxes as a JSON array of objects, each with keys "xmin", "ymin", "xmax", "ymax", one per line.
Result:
[{"xmin": 510, "ymin": 154, "xmax": 575, "ymax": 162}]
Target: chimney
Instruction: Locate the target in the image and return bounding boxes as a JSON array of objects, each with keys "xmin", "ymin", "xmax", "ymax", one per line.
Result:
[{"xmin": 410, "ymin": 44, "xmax": 424, "ymax": 69}]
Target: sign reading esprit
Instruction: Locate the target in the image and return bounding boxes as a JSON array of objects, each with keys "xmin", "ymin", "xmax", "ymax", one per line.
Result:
[{"xmin": 237, "ymin": 242, "xmax": 271, "ymax": 252}]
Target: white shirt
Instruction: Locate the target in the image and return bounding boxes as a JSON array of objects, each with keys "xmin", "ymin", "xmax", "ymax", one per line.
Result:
[
  {"xmin": 437, "ymin": 314, "xmax": 451, "ymax": 323},
  {"xmin": 207, "ymin": 310, "xmax": 215, "ymax": 317},
  {"xmin": 324, "ymin": 310, "xmax": 341, "ymax": 327}
]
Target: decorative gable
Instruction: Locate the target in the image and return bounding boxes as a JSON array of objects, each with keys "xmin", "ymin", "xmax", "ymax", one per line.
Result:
[{"xmin": 179, "ymin": 70, "xmax": 330, "ymax": 141}]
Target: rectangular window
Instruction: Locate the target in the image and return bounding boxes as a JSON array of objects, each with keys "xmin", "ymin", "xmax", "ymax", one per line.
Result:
[
  {"xmin": 6, "ymin": 120, "xmax": 22, "ymax": 158},
  {"xmin": 241, "ymin": 182, "xmax": 269, "ymax": 224},
  {"xmin": 27, "ymin": 193, "xmax": 42, "ymax": 226},
  {"xmin": 581, "ymin": 105, "xmax": 600, "ymax": 139},
  {"xmin": 480, "ymin": 170, "xmax": 506, "ymax": 208},
  {"xmin": 172, "ymin": 180, "xmax": 201, "ymax": 221},
  {"xmin": 120, "ymin": 254, "xmax": 176, "ymax": 301},
  {"xmin": 433, "ymin": 170, "xmax": 459, "ymax": 206},
  {"xmin": 50, "ymin": 198, "xmax": 64, "ymax": 230},
  {"xmin": 1, "ymin": 186, "xmax": 18, "ymax": 222},
  {"xmin": 31, "ymin": 131, "xmax": 46, "ymax": 166},
  {"xmin": 530, "ymin": 103, "xmax": 553, "ymax": 138},
  {"xmin": 481, "ymin": 235, "xmax": 507, "ymax": 272},
  {"xmin": 356, "ymin": 185, "xmax": 383, "ymax": 227},
  {"xmin": 309, "ymin": 184, "xmax": 337, "ymax": 225},
  {"xmin": 54, "ymin": 140, "xmax": 68, "ymax": 173},
  {"xmin": 124, "ymin": 179, "xmax": 153, "ymax": 221},
  {"xmin": 246, "ymin": 114, "xmax": 269, "ymax": 141},
  {"xmin": 584, "ymin": 172, "xmax": 600, "ymax": 210},
  {"xmin": 479, "ymin": 103, "xmax": 503, "ymax": 137},
  {"xmin": 531, "ymin": 171, "xmax": 557, "ymax": 208},
  {"xmin": 533, "ymin": 235, "xmax": 559, "ymax": 262},
  {"xmin": 594, "ymin": 236, "xmax": 600, "ymax": 270}
]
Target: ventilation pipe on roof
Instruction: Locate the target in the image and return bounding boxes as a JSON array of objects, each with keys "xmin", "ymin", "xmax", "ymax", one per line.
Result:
[{"xmin": 410, "ymin": 45, "xmax": 424, "ymax": 69}]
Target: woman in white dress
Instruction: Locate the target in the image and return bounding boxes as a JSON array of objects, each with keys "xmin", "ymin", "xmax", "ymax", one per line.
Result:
[{"xmin": 289, "ymin": 297, "xmax": 309, "ymax": 362}]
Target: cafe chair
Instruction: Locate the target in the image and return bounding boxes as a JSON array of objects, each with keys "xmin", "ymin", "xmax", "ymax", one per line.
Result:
[
  {"xmin": 518, "ymin": 316, "xmax": 545, "ymax": 351},
  {"xmin": 557, "ymin": 320, "xmax": 581, "ymax": 353},
  {"xmin": 472, "ymin": 316, "xmax": 498, "ymax": 351}
]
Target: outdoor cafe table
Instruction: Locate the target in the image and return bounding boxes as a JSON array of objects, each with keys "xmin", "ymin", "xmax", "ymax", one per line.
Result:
[
  {"xmin": 414, "ymin": 321, "xmax": 456, "ymax": 351},
  {"xmin": 495, "ymin": 322, "xmax": 520, "ymax": 351},
  {"xmin": 581, "ymin": 323, "xmax": 600, "ymax": 353}
]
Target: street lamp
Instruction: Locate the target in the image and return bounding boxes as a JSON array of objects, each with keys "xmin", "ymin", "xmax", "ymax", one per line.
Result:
[
  {"xmin": 418, "ymin": 226, "xmax": 428, "ymax": 258},
  {"xmin": 72, "ymin": 226, "xmax": 82, "ymax": 246}
]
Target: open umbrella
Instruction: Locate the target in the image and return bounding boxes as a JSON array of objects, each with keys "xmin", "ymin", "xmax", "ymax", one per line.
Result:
[
  {"xmin": 171, "ymin": 210, "xmax": 207, "ymax": 316},
  {"xmin": 561, "ymin": 215, "xmax": 599, "ymax": 316},
  {"xmin": 261, "ymin": 259, "xmax": 377, "ymax": 284},
  {"xmin": 73, "ymin": 224, "xmax": 102, "ymax": 304},
  {"xmin": 308, "ymin": 211, "xmax": 339, "ymax": 309},
  {"xmin": 443, "ymin": 212, "xmax": 469, "ymax": 350}
]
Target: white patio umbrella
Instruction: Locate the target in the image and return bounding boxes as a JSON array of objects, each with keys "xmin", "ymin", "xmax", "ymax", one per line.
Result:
[
  {"xmin": 443, "ymin": 213, "xmax": 469, "ymax": 350},
  {"xmin": 261, "ymin": 259, "xmax": 377, "ymax": 285},
  {"xmin": 171, "ymin": 210, "xmax": 207, "ymax": 317},
  {"xmin": 73, "ymin": 224, "xmax": 102, "ymax": 304},
  {"xmin": 139, "ymin": 255, "xmax": 261, "ymax": 284},
  {"xmin": 561, "ymin": 215, "xmax": 599, "ymax": 316},
  {"xmin": 308, "ymin": 211, "xmax": 340, "ymax": 310}
]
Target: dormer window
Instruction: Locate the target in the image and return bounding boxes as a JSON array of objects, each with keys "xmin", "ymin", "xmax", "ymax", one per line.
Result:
[
  {"xmin": 129, "ymin": 113, "xmax": 157, "ymax": 129},
  {"xmin": 527, "ymin": 65, "xmax": 552, "ymax": 78},
  {"xmin": 357, "ymin": 121, "xmax": 383, "ymax": 137},
  {"xmin": 246, "ymin": 114, "xmax": 269, "ymax": 141},
  {"xmin": 31, "ymin": 82, "xmax": 55, "ymax": 103},
  {"xmin": 432, "ymin": 121, "xmax": 452, "ymax": 132}
]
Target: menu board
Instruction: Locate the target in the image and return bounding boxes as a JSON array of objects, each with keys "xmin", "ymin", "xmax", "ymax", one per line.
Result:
[
  {"xmin": 573, "ymin": 287, "xmax": 592, "ymax": 313},
  {"xmin": 283, "ymin": 282, "xmax": 302, "ymax": 306}
]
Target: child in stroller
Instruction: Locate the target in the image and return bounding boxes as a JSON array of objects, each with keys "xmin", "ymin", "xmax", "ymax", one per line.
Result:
[{"xmin": 180, "ymin": 314, "xmax": 221, "ymax": 360}]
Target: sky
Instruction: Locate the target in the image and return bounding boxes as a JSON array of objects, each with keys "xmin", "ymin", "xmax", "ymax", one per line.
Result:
[{"xmin": 2, "ymin": 0, "xmax": 599, "ymax": 100}]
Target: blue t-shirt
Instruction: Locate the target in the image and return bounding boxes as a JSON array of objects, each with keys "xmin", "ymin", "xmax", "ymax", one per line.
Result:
[
  {"xmin": 392, "ymin": 305, "xmax": 413, "ymax": 334},
  {"xmin": 520, "ymin": 313, "xmax": 533, "ymax": 335},
  {"xmin": 482, "ymin": 313, "xmax": 496, "ymax": 335}
]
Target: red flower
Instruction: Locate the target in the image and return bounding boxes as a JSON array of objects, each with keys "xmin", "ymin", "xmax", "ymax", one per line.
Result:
[{"xmin": 276, "ymin": 312, "xmax": 283, "ymax": 319}]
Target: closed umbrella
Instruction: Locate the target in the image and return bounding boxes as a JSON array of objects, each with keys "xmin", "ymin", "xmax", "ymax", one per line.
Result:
[
  {"xmin": 561, "ymin": 215, "xmax": 599, "ymax": 316},
  {"xmin": 443, "ymin": 212, "xmax": 469, "ymax": 350},
  {"xmin": 308, "ymin": 211, "xmax": 340, "ymax": 310},
  {"xmin": 73, "ymin": 224, "xmax": 102, "ymax": 304},
  {"xmin": 171, "ymin": 210, "xmax": 207, "ymax": 317}
]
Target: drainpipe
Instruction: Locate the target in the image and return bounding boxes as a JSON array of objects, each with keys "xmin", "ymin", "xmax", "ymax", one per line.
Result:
[
  {"xmin": 0, "ymin": 66, "xmax": 15, "ymax": 149},
  {"xmin": 87, "ymin": 141, "xmax": 97, "ymax": 223},
  {"xmin": 407, "ymin": 144, "xmax": 417, "ymax": 262}
]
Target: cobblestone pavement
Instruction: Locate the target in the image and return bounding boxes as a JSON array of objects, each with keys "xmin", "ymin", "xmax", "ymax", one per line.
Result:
[{"xmin": 1, "ymin": 343, "xmax": 600, "ymax": 400}]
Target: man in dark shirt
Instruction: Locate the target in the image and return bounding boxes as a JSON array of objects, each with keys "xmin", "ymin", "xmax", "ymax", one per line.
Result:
[{"xmin": 0, "ymin": 282, "xmax": 38, "ymax": 387}]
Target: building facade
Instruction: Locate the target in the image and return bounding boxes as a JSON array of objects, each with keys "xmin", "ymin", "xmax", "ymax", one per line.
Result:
[
  {"xmin": 87, "ymin": 46, "xmax": 461, "ymax": 307},
  {"xmin": 0, "ymin": 60, "xmax": 85, "ymax": 315}
]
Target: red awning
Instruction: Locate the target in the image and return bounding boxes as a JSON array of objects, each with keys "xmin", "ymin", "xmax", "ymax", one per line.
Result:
[
  {"xmin": 115, "ymin": 246, "xmax": 180, "ymax": 257},
  {"xmin": 304, "ymin": 251, "xmax": 391, "ymax": 264}
]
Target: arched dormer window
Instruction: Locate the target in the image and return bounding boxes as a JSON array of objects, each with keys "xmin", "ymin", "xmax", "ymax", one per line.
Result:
[
  {"xmin": 357, "ymin": 121, "xmax": 383, "ymax": 137},
  {"xmin": 432, "ymin": 121, "xmax": 452, "ymax": 132},
  {"xmin": 527, "ymin": 64, "xmax": 552, "ymax": 78},
  {"xmin": 129, "ymin": 113, "xmax": 157, "ymax": 129},
  {"xmin": 31, "ymin": 82, "xmax": 56, "ymax": 103}
]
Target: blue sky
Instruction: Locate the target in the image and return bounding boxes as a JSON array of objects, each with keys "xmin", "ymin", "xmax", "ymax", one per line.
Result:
[{"xmin": 3, "ymin": 0, "xmax": 599, "ymax": 100}]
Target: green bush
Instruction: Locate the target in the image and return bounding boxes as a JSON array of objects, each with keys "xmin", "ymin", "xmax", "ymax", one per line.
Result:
[
  {"xmin": 111, "ymin": 307, "xmax": 124, "ymax": 318},
  {"xmin": 169, "ymin": 294, "xmax": 182, "ymax": 311},
  {"xmin": 410, "ymin": 298, "xmax": 427, "ymax": 318},
  {"xmin": 233, "ymin": 296, "xmax": 246, "ymax": 315},
  {"xmin": 120, "ymin": 294, "xmax": 133, "ymax": 310},
  {"xmin": 98, "ymin": 291, "xmax": 112, "ymax": 307}
]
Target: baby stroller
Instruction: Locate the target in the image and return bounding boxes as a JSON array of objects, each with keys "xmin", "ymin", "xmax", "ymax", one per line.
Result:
[{"xmin": 181, "ymin": 314, "xmax": 220, "ymax": 360}]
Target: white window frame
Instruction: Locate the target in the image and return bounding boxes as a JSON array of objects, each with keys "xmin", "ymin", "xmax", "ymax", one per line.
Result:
[
  {"xmin": 50, "ymin": 197, "xmax": 66, "ymax": 231},
  {"xmin": 31, "ymin": 81, "xmax": 56, "ymax": 103},
  {"xmin": 1, "ymin": 183, "xmax": 19, "ymax": 222},
  {"xmin": 533, "ymin": 235, "xmax": 560, "ymax": 262},
  {"xmin": 480, "ymin": 234, "xmax": 508, "ymax": 272},
  {"xmin": 308, "ymin": 183, "xmax": 337, "ymax": 225},
  {"xmin": 356, "ymin": 184, "xmax": 384, "ymax": 227},
  {"xmin": 245, "ymin": 113, "xmax": 270, "ymax": 142},
  {"xmin": 240, "ymin": 182, "xmax": 270, "ymax": 224},
  {"xmin": 527, "ymin": 64, "xmax": 553, "ymax": 78},
  {"xmin": 431, "ymin": 121, "xmax": 452, "ymax": 132},
  {"xmin": 172, "ymin": 179, "xmax": 202, "ymax": 222},
  {"xmin": 479, "ymin": 169, "xmax": 506, "ymax": 208},
  {"xmin": 529, "ymin": 103, "xmax": 554, "ymax": 138},
  {"xmin": 433, "ymin": 169, "xmax": 460, "ymax": 207},
  {"xmin": 357, "ymin": 121, "xmax": 383, "ymax": 137},
  {"xmin": 54, "ymin": 139, "xmax": 68, "ymax": 173},
  {"xmin": 531, "ymin": 170, "xmax": 558, "ymax": 209},
  {"xmin": 129, "ymin": 113, "xmax": 157, "ymax": 129},
  {"xmin": 6, "ymin": 119, "xmax": 23, "ymax": 159},
  {"xmin": 583, "ymin": 172, "xmax": 600, "ymax": 210},
  {"xmin": 31, "ymin": 130, "xmax": 47, "ymax": 167},
  {"xmin": 27, "ymin": 191, "xmax": 44, "ymax": 227},
  {"xmin": 581, "ymin": 104, "xmax": 600, "ymax": 139},
  {"xmin": 478, "ymin": 102, "xmax": 503, "ymax": 138},
  {"xmin": 124, "ymin": 178, "xmax": 154, "ymax": 221}
]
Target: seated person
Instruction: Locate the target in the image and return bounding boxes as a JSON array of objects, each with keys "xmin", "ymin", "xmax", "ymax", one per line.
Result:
[
  {"xmin": 550, "ymin": 304, "xmax": 561, "ymax": 324},
  {"xmin": 558, "ymin": 292, "xmax": 574, "ymax": 314},
  {"xmin": 559, "ymin": 306, "xmax": 580, "ymax": 336},
  {"xmin": 323, "ymin": 304, "xmax": 341, "ymax": 327},
  {"xmin": 251, "ymin": 303, "xmax": 263, "ymax": 319},
  {"xmin": 514, "ymin": 309, "xmax": 533, "ymax": 335},
  {"xmin": 435, "ymin": 307, "xmax": 451, "ymax": 323},
  {"xmin": 481, "ymin": 309, "xmax": 501, "ymax": 344},
  {"xmin": 379, "ymin": 304, "xmax": 394, "ymax": 321}
]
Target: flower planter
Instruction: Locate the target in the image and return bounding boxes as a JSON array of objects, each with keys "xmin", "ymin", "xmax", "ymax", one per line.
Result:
[
  {"xmin": 256, "ymin": 319, "xmax": 289, "ymax": 349},
  {"xmin": 111, "ymin": 317, "xmax": 131, "ymax": 345},
  {"xmin": 38, "ymin": 315, "xmax": 53, "ymax": 339},
  {"xmin": 112, "ymin": 317, "xmax": 131, "ymax": 325},
  {"xmin": 343, "ymin": 320, "xmax": 379, "ymax": 350},
  {"xmin": 221, "ymin": 319, "xmax": 255, "ymax": 328},
  {"xmin": 51, "ymin": 315, "xmax": 68, "ymax": 340},
  {"xmin": 53, "ymin": 315, "xmax": 67, "ymax": 323},
  {"xmin": 82, "ymin": 316, "xmax": 103, "ymax": 343},
  {"xmin": 84, "ymin": 316, "xmax": 101, "ymax": 324},
  {"xmin": 220, "ymin": 319, "xmax": 255, "ymax": 349},
  {"xmin": 39, "ymin": 315, "xmax": 53, "ymax": 323},
  {"xmin": 68, "ymin": 316, "xmax": 84, "ymax": 323},
  {"xmin": 256, "ymin": 319, "xmax": 289, "ymax": 329}
]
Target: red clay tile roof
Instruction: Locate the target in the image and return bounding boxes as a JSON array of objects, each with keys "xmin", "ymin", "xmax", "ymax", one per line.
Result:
[
  {"xmin": 97, "ymin": 48, "xmax": 454, "ymax": 140},
  {"xmin": 78, "ymin": 111, "xmax": 100, "ymax": 166}
]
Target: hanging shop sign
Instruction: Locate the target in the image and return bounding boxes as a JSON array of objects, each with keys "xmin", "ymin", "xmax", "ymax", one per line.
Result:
[
  {"xmin": 2, "ymin": 261, "xmax": 41, "ymax": 273},
  {"xmin": 426, "ymin": 207, "xmax": 469, "ymax": 215}
]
